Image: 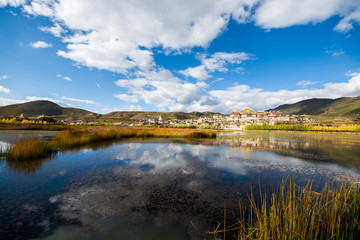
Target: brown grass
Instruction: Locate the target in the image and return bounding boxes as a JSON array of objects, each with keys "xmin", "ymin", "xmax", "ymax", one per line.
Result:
[
  {"xmin": 7, "ymin": 139, "xmax": 55, "ymax": 161},
  {"xmin": 6, "ymin": 127, "xmax": 216, "ymax": 160}
]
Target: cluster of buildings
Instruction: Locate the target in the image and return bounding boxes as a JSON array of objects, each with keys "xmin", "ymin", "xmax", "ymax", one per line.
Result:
[
  {"xmin": 196, "ymin": 107, "xmax": 312, "ymax": 130},
  {"xmin": 3, "ymin": 107, "xmax": 313, "ymax": 129}
]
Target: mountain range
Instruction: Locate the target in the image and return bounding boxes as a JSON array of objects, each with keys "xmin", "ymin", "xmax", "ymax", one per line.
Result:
[
  {"xmin": 0, "ymin": 96, "xmax": 359, "ymax": 122},
  {"xmin": 271, "ymin": 97, "xmax": 360, "ymax": 118},
  {"xmin": 0, "ymin": 100, "xmax": 221, "ymax": 122}
]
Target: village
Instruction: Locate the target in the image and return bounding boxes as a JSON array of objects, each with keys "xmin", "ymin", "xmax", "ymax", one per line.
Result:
[
  {"xmin": 130, "ymin": 107, "xmax": 313, "ymax": 129},
  {"xmin": 0, "ymin": 107, "xmax": 314, "ymax": 129}
]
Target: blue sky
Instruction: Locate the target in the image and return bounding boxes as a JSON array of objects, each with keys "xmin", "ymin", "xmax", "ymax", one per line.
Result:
[{"xmin": 0, "ymin": 0, "xmax": 360, "ymax": 114}]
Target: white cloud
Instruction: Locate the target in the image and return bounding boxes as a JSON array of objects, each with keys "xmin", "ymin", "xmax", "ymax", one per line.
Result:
[
  {"xmin": 125, "ymin": 105, "xmax": 143, "ymax": 111},
  {"xmin": 0, "ymin": 75, "xmax": 8, "ymax": 80},
  {"xmin": 19, "ymin": 0, "xmax": 258, "ymax": 73},
  {"xmin": 254, "ymin": 0, "xmax": 360, "ymax": 31},
  {"xmin": 62, "ymin": 96, "xmax": 97, "ymax": 105},
  {"xmin": 332, "ymin": 51, "xmax": 345, "ymax": 56},
  {"xmin": 56, "ymin": 74, "xmax": 72, "ymax": 81},
  {"xmin": 30, "ymin": 41, "xmax": 52, "ymax": 48},
  {"xmin": 96, "ymin": 83, "xmax": 100, "ymax": 88},
  {"xmin": 4, "ymin": 0, "xmax": 356, "ymax": 75},
  {"xmin": 179, "ymin": 52, "xmax": 252, "ymax": 80},
  {"xmin": 0, "ymin": 85, "xmax": 10, "ymax": 93},
  {"xmin": 325, "ymin": 49, "xmax": 345, "ymax": 56},
  {"xmin": 0, "ymin": 0, "xmax": 25, "ymax": 7},
  {"xmin": 0, "ymin": 97, "xmax": 24, "ymax": 106},
  {"xmin": 207, "ymin": 72, "xmax": 360, "ymax": 112},
  {"xmin": 179, "ymin": 65, "xmax": 211, "ymax": 81},
  {"xmin": 39, "ymin": 23, "xmax": 66, "ymax": 37},
  {"xmin": 25, "ymin": 96, "xmax": 61, "ymax": 103},
  {"xmin": 115, "ymin": 70, "xmax": 360, "ymax": 113},
  {"xmin": 114, "ymin": 94, "xmax": 138, "ymax": 103},
  {"xmin": 296, "ymin": 80, "xmax": 318, "ymax": 87},
  {"xmin": 22, "ymin": 0, "xmax": 55, "ymax": 17},
  {"xmin": 115, "ymin": 68, "xmax": 203, "ymax": 111}
]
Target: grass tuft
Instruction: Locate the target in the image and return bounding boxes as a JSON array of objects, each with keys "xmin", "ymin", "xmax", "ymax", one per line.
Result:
[
  {"xmin": 209, "ymin": 178, "xmax": 360, "ymax": 239},
  {"xmin": 7, "ymin": 139, "xmax": 55, "ymax": 161},
  {"xmin": 5, "ymin": 127, "xmax": 216, "ymax": 160}
]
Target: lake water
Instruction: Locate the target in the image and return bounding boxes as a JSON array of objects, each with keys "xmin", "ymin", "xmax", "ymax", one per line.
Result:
[{"xmin": 0, "ymin": 130, "xmax": 359, "ymax": 239}]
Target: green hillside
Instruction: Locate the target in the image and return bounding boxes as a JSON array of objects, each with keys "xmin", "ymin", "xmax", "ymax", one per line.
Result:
[
  {"xmin": 0, "ymin": 100, "xmax": 101, "ymax": 121},
  {"xmin": 0, "ymin": 101, "xmax": 222, "ymax": 122},
  {"xmin": 271, "ymin": 97, "xmax": 360, "ymax": 118}
]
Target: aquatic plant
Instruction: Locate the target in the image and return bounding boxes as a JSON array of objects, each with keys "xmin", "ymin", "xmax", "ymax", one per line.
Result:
[
  {"xmin": 7, "ymin": 139, "xmax": 55, "ymax": 161},
  {"xmin": 6, "ymin": 127, "xmax": 216, "ymax": 160},
  {"xmin": 209, "ymin": 178, "xmax": 360, "ymax": 239}
]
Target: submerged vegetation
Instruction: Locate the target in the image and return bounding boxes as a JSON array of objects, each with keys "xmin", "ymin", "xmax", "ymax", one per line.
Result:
[
  {"xmin": 245, "ymin": 124, "xmax": 360, "ymax": 132},
  {"xmin": 6, "ymin": 127, "xmax": 216, "ymax": 161},
  {"xmin": 209, "ymin": 178, "xmax": 360, "ymax": 240}
]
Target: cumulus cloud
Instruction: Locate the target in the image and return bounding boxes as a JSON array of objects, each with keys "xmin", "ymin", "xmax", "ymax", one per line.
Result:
[
  {"xmin": 2, "ymin": 0, "xmax": 357, "ymax": 74},
  {"xmin": 0, "ymin": 85, "xmax": 10, "ymax": 93},
  {"xmin": 179, "ymin": 52, "xmax": 252, "ymax": 80},
  {"xmin": 115, "ymin": 68, "xmax": 203, "ymax": 111},
  {"xmin": 40, "ymin": 23, "xmax": 66, "ymax": 37},
  {"xmin": 30, "ymin": 41, "xmax": 52, "ymax": 48},
  {"xmin": 62, "ymin": 96, "xmax": 97, "ymax": 105},
  {"xmin": 179, "ymin": 65, "xmax": 211, "ymax": 81},
  {"xmin": 56, "ymin": 74, "xmax": 72, "ymax": 81},
  {"xmin": 207, "ymin": 72, "xmax": 360, "ymax": 112},
  {"xmin": 115, "ymin": 70, "xmax": 360, "ymax": 113},
  {"xmin": 16, "ymin": 0, "xmax": 258, "ymax": 73},
  {"xmin": 0, "ymin": 0, "xmax": 25, "ymax": 7},
  {"xmin": 254, "ymin": 0, "xmax": 360, "ymax": 31}
]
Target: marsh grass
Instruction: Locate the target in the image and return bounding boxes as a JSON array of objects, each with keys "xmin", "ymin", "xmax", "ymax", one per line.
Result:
[
  {"xmin": 7, "ymin": 139, "xmax": 55, "ymax": 161},
  {"xmin": 6, "ymin": 127, "xmax": 216, "ymax": 160},
  {"xmin": 209, "ymin": 178, "xmax": 360, "ymax": 240}
]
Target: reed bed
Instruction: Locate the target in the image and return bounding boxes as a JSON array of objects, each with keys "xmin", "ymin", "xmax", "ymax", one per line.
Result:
[
  {"xmin": 7, "ymin": 139, "xmax": 55, "ymax": 161},
  {"xmin": 6, "ymin": 127, "xmax": 216, "ymax": 160},
  {"xmin": 209, "ymin": 178, "xmax": 360, "ymax": 240}
]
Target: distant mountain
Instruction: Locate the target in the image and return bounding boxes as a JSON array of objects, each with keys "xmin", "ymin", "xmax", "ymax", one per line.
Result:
[
  {"xmin": 0, "ymin": 100, "xmax": 101, "ymax": 121},
  {"xmin": 270, "ymin": 97, "xmax": 360, "ymax": 118},
  {"xmin": 0, "ymin": 100, "xmax": 223, "ymax": 122},
  {"xmin": 100, "ymin": 111, "xmax": 222, "ymax": 122}
]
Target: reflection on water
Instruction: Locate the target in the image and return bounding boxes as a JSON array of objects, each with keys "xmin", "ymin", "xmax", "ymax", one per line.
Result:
[
  {"xmin": 0, "ymin": 131, "xmax": 359, "ymax": 239},
  {"xmin": 0, "ymin": 130, "xmax": 58, "ymax": 150}
]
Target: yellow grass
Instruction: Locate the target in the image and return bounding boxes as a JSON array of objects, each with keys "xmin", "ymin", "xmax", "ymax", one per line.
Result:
[
  {"xmin": 7, "ymin": 139, "xmax": 55, "ymax": 161},
  {"xmin": 6, "ymin": 127, "xmax": 216, "ymax": 160},
  {"xmin": 209, "ymin": 178, "xmax": 360, "ymax": 240}
]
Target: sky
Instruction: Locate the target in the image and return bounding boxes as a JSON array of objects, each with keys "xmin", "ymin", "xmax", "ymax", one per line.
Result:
[{"xmin": 0, "ymin": 0, "xmax": 360, "ymax": 114}]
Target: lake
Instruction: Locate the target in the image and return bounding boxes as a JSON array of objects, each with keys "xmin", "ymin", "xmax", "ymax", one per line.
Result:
[{"xmin": 0, "ymin": 130, "xmax": 359, "ymax": 239}]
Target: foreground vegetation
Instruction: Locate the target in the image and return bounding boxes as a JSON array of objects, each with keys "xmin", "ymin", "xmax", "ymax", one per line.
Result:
[
  {"xmin": 210, "ymin": 178, "xmax": 360, "ymax": 239},
  {"xmin": 5, "ymin": 127, "xmax": 216, "ymax": 160},
  {"xmin": 245, "ymin": 124, "xmax": 360, "ymax": 132}
]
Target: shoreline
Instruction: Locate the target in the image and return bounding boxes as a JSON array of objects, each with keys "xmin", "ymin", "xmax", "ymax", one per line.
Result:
[{"xmin": 1, "ymin": 123, "xmax": 360, "ymax": 134}]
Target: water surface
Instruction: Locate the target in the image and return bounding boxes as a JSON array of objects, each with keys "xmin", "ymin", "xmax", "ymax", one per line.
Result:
[{"xmin": 0, "ymin": 130, "xmax": 359, "ymax": 239}]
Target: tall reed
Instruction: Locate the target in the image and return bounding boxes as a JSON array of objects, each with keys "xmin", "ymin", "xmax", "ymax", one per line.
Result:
[
  {"xmin": 6, "ymin": 127, "xmax": 216, "ymax": 160},
  {"xmin": 209, "ymin": 178, "xmax": 360, "ymax": 239},
  {"xmin": 7, "ymin": 139, "xmax": 55, "ymax": 161}
]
